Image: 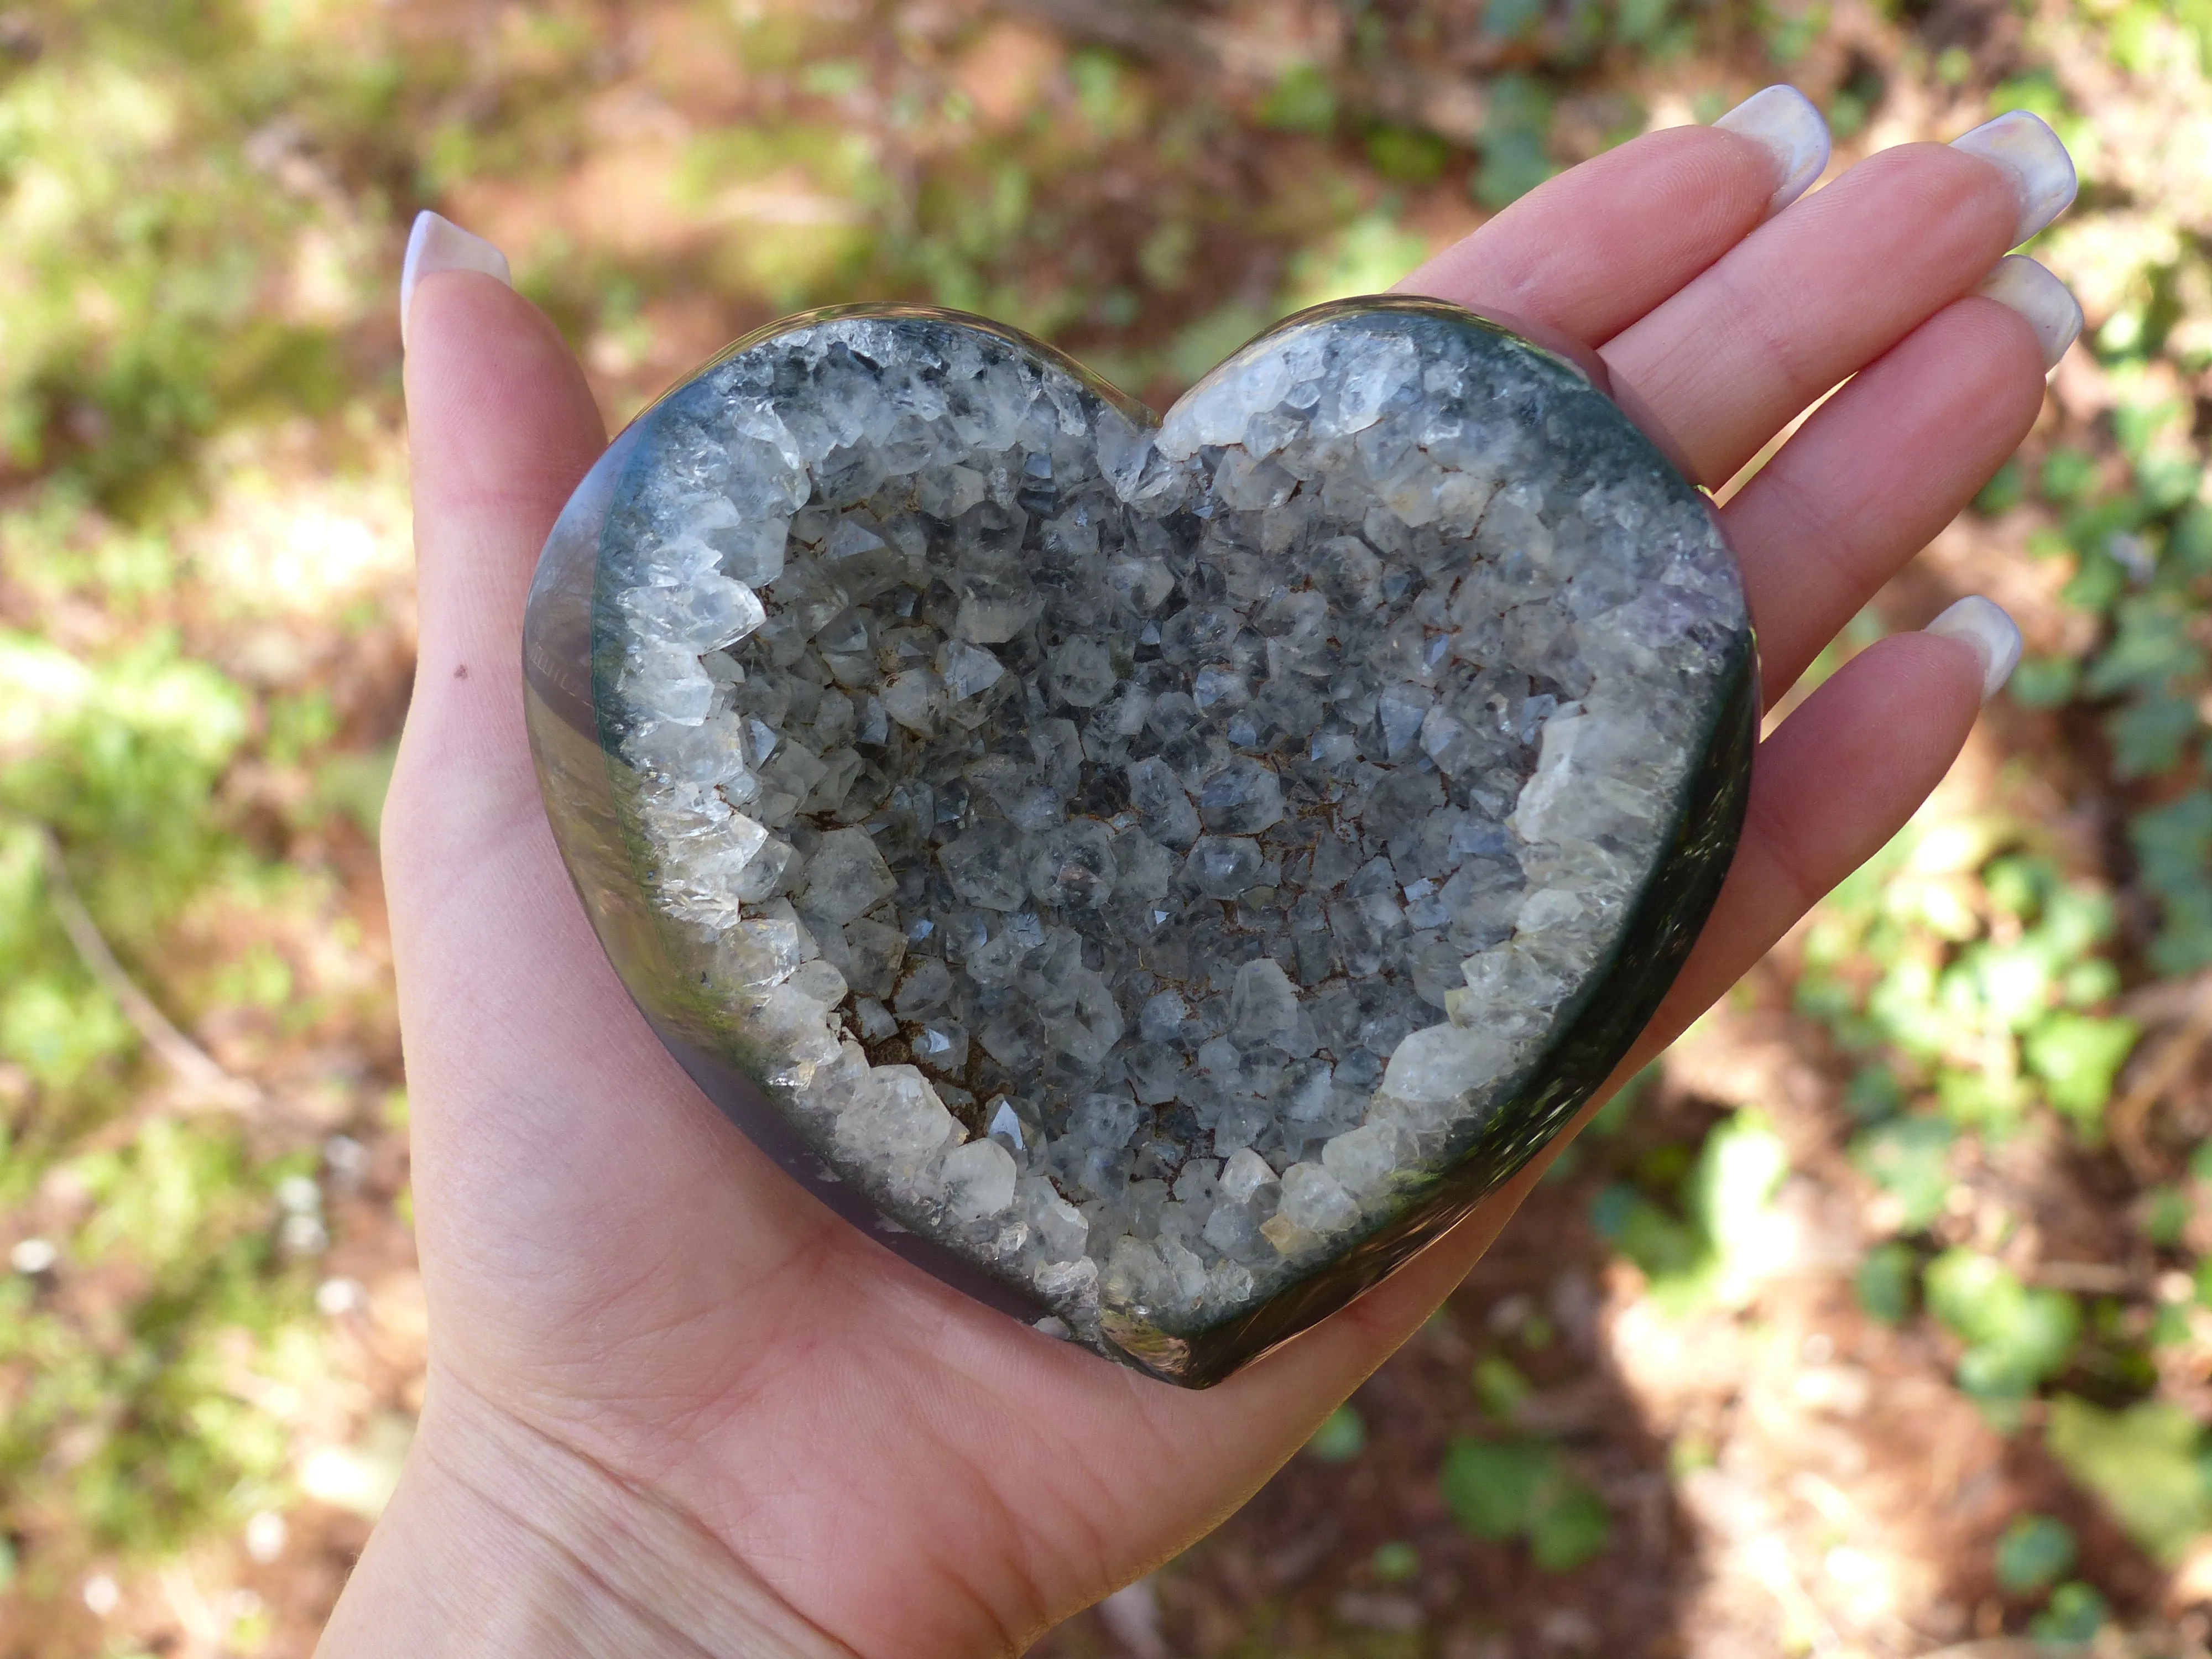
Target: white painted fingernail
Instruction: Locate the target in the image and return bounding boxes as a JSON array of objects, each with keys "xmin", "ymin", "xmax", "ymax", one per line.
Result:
[
  {"xmin": 400, "ymin": 211, "xmax": 512, "ymax": 349},
  {"xmin": 1924, "ymin": 596, "xmax": 2023, "ymax": 703},
  {"xmin": 1950, "ymin": 111, "xmax": 2078, "ymax": 247},
  {"xmin": 1974, "ymin": 254, "xmax": 2083, "ymax": 371},
  {"xmin": 1714, "ymin": 85, "xmax": 1830, "ymax": 218}
]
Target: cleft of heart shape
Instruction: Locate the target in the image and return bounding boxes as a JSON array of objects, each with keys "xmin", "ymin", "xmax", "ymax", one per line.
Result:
[{"xmin": 521, "ymin": 296, "xmax": 1757, "ymax": 1386}]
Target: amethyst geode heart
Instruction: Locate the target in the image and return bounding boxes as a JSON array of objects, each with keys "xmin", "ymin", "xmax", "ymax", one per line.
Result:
[{"xmin": 523, "ymin": 298, "xmax": 1754, "ymax": 1386}]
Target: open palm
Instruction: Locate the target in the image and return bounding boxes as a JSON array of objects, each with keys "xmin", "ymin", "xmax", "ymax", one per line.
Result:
[{"xmin": 322, "ymin": 106, "xmax": 2069, "ymax": 1659}]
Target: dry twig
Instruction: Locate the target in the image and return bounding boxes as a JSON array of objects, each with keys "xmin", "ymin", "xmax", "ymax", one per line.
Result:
[
  {"xmin": 33, "ymin": 823, "xmax": 262, "ymax": 1112},
  {"xmin": 2110, "ymin": 972, "xmax": 2212, "ymax": 1183}
]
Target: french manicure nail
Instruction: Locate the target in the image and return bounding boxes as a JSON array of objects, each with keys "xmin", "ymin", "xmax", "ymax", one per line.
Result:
[
  {"xmin": 1713, "ymin": 85, "xmax": 1831, "ymax": 218},
  {"xmin": 1924, "ymin": 596, "xmax": 2023, "ymax": 703},
  {"xmin": 1974, "ymin": 254, "xmax": 2083, "ymax": 371},
  {"xmin": 1950, "ymin": 111, "xmax": 2078, "ymax": 247},
  {"xmin": 399, "ymin": 210, "xmax": 512, "ymax": 349}
]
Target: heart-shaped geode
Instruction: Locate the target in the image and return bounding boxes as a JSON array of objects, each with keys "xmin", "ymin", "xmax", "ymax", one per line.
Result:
[{"xmin": 523, "ymin": 297, "xmax": 1755, "ymax": 1386}]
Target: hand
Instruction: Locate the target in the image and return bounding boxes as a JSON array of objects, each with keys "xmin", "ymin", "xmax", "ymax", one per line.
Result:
[{"xmin": 321, "ymin": 93, "xmax": 2073, "ymax": 1659}]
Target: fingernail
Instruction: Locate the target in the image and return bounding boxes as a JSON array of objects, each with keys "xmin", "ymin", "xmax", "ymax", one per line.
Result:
[
  {"xmin": 1974, "ymin": 254, "xmax": 2083, "ymax": 371},
  {"xmin": 1924, "ymin": 596, "xmax": 2023, "ymax": 703},
  {"xmin": 1950, "ymin": 111, "xmax": 2078, "ymax": 247},
  {"xmin": 400, "ymin": 210, "xmax": 512, "ymax": 349},
  {"xmin": 1713, "ymin": 85, "xmax": 1830, "ymax": 218}
]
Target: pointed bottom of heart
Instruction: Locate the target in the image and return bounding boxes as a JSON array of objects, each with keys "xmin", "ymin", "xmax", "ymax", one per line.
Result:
[{"xmin": 523, "ymin": 298, "xmax": 1756, "ymax": 1386}]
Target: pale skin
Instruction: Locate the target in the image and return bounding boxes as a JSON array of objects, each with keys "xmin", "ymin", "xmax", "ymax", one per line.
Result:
[{"xmin": 324, "ymin": 120, "xmax": 2059, "ymax": 1657}]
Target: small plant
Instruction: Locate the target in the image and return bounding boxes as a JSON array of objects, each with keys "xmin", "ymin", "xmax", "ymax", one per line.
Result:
[
  {"xmin": 1440, "ymin": 1435, "xmax": 1611, "ymax": 1572},
  {"xmin": 1305, "ymin": 1404, "xmax": 1366, "ymax": 1464},
  {"xmin": 1370, "ymin": 1540, "xmax": 1422, "ymax": 1584},
  {"xmin": 1924, "ymin": 1250, "xmax": 2081, "ymax": 1420},
  {"xmin": 1995, "ymin": 1514, "xmax": 2079, "ymax": 1594}
]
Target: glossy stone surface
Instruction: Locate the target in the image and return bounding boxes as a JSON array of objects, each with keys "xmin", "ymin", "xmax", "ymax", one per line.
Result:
[{"xmin": 523, "ymin": 299, "xmax": 1755, "ymax": 1385}]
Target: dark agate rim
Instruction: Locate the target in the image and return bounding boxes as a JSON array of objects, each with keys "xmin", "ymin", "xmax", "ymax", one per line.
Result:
[{"xmin": 524, "ymin": 298, "xmax": 1759, "ymax": 1389}]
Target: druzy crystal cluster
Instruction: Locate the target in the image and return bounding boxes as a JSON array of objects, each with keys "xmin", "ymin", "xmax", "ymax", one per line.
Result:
[{"xmin": 531, "ymin": 299, "xmax": 1752, "ymax": 1380}]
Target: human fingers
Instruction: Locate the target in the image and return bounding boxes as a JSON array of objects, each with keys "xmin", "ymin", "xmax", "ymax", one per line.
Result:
[
  {"xmin": 1602, "ymin": 114, "xmax": 2075, "ymax": 486},
  {"xmin": 1726, "ymin": 274, "xmax": 2068, "ymax": 702},
  {"xmin": 1396, "ymin": 87, "xmax": 1828, "ymax": 347}
]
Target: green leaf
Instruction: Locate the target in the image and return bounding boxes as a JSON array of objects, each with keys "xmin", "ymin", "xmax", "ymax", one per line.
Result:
[
  {"xmin": 1844, "ymin": 1062, "xmax": 1905, "ymax": 1123},
  {"xmin": 2108, "ymin": 692, "xmax": 2203, "ymax": 779},
  {"xmin": 1855, "ymin": 1242, "xmax": 1918, "ymax": 1325},
  {"xmin": 1474, "ymin": 1354, "xmax": 1532, "ymax": 1422},
  {"xmin": 1528, "ymin": 1481, "xmax": 1611, "ymax": 1571},
  {"xmin": 1306, "ymin": 1403, "xmax": 1366, "ymax": 1463},
  {"xmin": 2060, "ymin": 548, "xmax": 2126, "ymax": 617},
  {"xmin": 1259, "ymin": 63, "xmax": 1337, "ymax": 134},
  {"xmin": 2046, "ymin": 1396, "xmax": 2212, "ymax": 1562},
  {"xmin": 1474, "ymin": 75, "xmax": 1557, "ymax": 208},
  {"xmin": 2142, "ymin": 1185, "xmax": 2192, "ymax": 1246},
  {"xmin": 1164, "ymin": 302, "xmax": 1276, "ymax": 388},
  {"xmin": 1281, "ymin": 212, "xmax": 1430, "ymax": 313},
  {"xmin": 1616, "ymin": 0, "xmax": 1675, "ymax": 45},
  {"xmin": 1851, "ymin": 1117, "xmax": 1954, "ymax": 1230},
  {"xmin": 2130, "ymin": 792, "xmax": 2212, "ymax": 974},
  {"xmin": 2086, "ymin": 596, "xmax": 2206, "ymax": 696},
  {"xmin": 1995, "ymin": 1514, "xmax": 2078, "ymax": 1593},
  {"xmin": 2025, "ymin": 1013, "xmax": 2141, "ymax": 1133},
  {"xmin": 2040, "ymin": 446, "xmax": 2100, "ymax": 503},
  {"xmin": 2135, "ymin": 452, "xmax": 2201, "ymax": 514},
  {"xmin": 1371, "ymin": 1540, "xmax": 1422, "ymax": 1583},
  {"xmin": 1440, "ymin": 1436, "xmax": 1610, "ymax": 1569},
  {"xmin": 1974, "ymin": 458, "xmax": 2025, "ymax": 515},
  {"xmin": 1686, "ymin": 1111, "xmax": 1787, "ymax": 1246},
  {"xmin": 1925, "ymin": 1250, "xmax": 2080, "ymax": 1402},
  {"xmin": 2031, "ymin": 1581, "xmax": 2109, "ymax": 1641},
  {"xmin": 1, "ymin": 975, "xmax": 134, "ymax": 1089},
  {"xmin": 1442, "ymin": 1435, "xmax": 1554, "ymax": 1540},
  {"xmin": 1474, "ymin": 131, "xmax": 1554, "ymax": 208},
  {"xmin": 1365, "ymin": 125, "xmax": 1453, "ymax": 182},
  {"xmin": 2006, "ymin": 654, "xmax": 2079, "ymax": 709},
  {"xmin": 2172, "ymin": 502, "xmax": 2212, "ymax": 575},
  {"xmin": 1601, "ymin": 1188, "xmax": 1707, "ymax": 1281}
]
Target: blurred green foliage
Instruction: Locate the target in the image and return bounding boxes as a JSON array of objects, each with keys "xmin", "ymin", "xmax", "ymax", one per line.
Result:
[
  {"xmin": 2048, "ymin": 1397, "xmax": 2212, "ymax": 1564},
  {"xmin": 1589, "ymin": 1110, "xmax": 1787, "ymax": 1315},
  {"xmin": 1441, "ymin": 1434, "xmax": 1611, "ymax": 1571},
  {"xmin": 2033, "ymin": 1579, "xmax": 2112, "ymax": 1641},
  {"xmin": 1306, "ymin": 1402, "xmax": 1368, "ymax": 1463},
  {"xmin": 1995, "ymin": 1514, "xmax": 2079, "ymax": 1594},
  {"xmin": 1926, "ymin": 1250, "xmax": 2081, "ymax": 1421},
  {"xmin": 1, "ymin": 0, "xmax": 2210, "ymax": 1645}
]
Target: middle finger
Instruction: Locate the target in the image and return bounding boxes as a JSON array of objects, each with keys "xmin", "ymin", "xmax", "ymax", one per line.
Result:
[{"xmin": 1600, "ymin": 117, "xmax": 2074, "ymax": 486}]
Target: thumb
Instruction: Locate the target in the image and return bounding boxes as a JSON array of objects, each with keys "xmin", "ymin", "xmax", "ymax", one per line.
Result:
[
  {"xmin": 391, "ymin": 215, "xmax": 607, "ymax": 820},
  {"xmin": 384, "ymin": 211, "xmax": 606, "ymax": 963},
  {"xmin": 382, "ymin": 216, "xmax": 632, "ymax": 1120}
]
